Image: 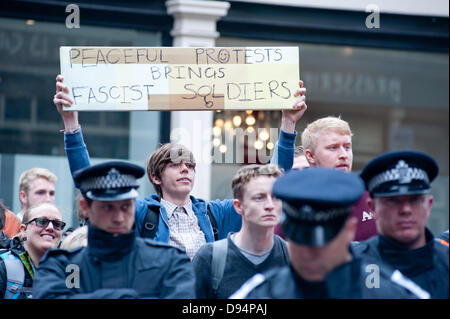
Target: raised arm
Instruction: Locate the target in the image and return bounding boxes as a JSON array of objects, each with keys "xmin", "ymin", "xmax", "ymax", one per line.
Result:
[
  {"xmin": 271, "ymin": 81, "xmax": 307, "ymax": 171},
  {"xmin": 54, "ymin": 75, "xmax": 91, "ymax": 187}
]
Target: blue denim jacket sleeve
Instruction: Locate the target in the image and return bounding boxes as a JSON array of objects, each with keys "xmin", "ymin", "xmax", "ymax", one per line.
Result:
[
  {"xmin": 64, "ymin": 127, "xmax": 91, "ymax": 188},
  {"xmin": 270, "ymin": 129, "xmax": 297, "ymax": 173}
]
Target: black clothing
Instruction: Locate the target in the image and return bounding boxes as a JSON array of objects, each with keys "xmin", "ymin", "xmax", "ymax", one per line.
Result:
[
  {"xmin": 0, "ymin": 231, "xmax": 10, "ymax": 250},
  {"xmin": 33, "ymin": 223, "xmax": 196, "ymax": 299},
  {"xmin": 193, "ymin": 234, "xmax": 289, "ymax": 298},
  {"xmin": 240, "ymin": 257, "xmax": 420, "ymax": 299},
  {"xmin": 0, "ymin": 238, "xmax": 32, "ymax": 299},
  {"xmin": 352, "ymin": 228, "xmax": 449, "ymax": 299}
]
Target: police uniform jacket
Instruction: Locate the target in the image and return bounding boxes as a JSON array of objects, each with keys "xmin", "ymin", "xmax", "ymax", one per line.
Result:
[
  {"xmin": 352, "ymin": 228, "xmax": 449, "ymax": 299},
  {"xmin": 64, "ymin": 129, "xmax": 242, "ymax": 242},
  {"xmin": 32, "ymin": 223, "xmax": 196, "ymax": 299},
  {"xmin": 237, "ymin": 257, "xmax": 420, "ymax": 299}
]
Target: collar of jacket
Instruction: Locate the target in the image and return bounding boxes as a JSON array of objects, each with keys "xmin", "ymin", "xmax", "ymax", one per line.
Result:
[
  {"xmin": 9, "ymin": 237, "xmax": 25, "ymax": 255},
  {"xmin": 87, "ymin": 222, "xmax": 136, "ymax": 262},
  {"xmin": 145, "ymin": 194, "xmax": 206, "ymax": 209},
  {"xmin": 143, "ymin": 194, "xmax": 214, "ymax": 241},
  {"xmin": 144, "ymin": 194, "xmax": 209, "ymax": 223},
  {"xmin": 377, "ymin": 228, "xmax": 435, "ymax": 277},
  {"xmin": 6, "ymin": 238, "xmax": 35, "ymax": 278},
  {"xmin": 0, "ymin": 231, "xmax": 11, "ymax": 249}
]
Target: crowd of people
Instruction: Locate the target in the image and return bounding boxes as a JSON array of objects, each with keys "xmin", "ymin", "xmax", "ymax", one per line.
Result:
[{"xmin": 0, "ymin": 76, "xmax": 448, "ymax": 299}]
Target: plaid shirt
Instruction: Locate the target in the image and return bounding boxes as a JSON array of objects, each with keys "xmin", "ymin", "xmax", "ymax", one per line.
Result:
[{"xmin": 160, "ymin": 198, "xmax": 207, "ymax": 259}]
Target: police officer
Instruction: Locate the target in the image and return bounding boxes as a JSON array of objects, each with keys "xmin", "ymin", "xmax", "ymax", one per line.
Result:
[
  {"xmin": 33, "ymin": 161, "xmax": 196, "ymax": 299},
  {"xmin": 231, "ymin": 167, "xmax": 425, "ymax": 299},
  {"xmin": 355, "ymin": 150, "xmax": 449, "ymax": 299}
]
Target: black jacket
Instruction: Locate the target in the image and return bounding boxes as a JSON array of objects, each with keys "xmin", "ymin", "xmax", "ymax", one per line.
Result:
[
  {"xmin": 234, "ymin": 256, "xmax": 422, "ymax": 299},
  {"xmin": 0, "ymin": 231, "xmax": 10, "ymax": 250},
  {"xmin": 351, "ymin": 229, "xmax": 449, "ymax": 299},
  {"xmin": 32, "ymin": 223, "xmax": 196, "ymax": 299},
  {"xmin": 0, "ymin": 238, "xmax": 33, "ymax": 299}
]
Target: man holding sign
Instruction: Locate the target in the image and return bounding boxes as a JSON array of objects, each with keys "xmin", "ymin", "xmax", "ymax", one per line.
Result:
[
  {"xmin": 53, "ymin": 47, "xmax": 307, "ymax": 259},
  {"xmin": 58, "ymin": 46, "xmax": 300, "ymax": 111}
]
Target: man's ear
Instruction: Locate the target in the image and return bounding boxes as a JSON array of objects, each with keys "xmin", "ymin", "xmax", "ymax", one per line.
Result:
[
  {"xmin": 425, "ymin": 195, "xmax": 434, "ymax": 220},
  {"xmin": 233, "ymin": 199, "xmax": 244, "ymax": 216},
  {"xmin": 19, "ymin": 190, "xmax": 27, "ymax": 207},
  {"xmin": 79, "ymin": 197, "xmax": 90, "ymax": 217},
  {"xmin": 305, "ymin": 149, "xmax": 315, "ymax": 166},
  {"xmin": 150, "ymin": 173, "xmax": 161, "ymax": 185},
  {"xmin": 78, "ymin": 197, "xmax": 89, "ymax": 219}
]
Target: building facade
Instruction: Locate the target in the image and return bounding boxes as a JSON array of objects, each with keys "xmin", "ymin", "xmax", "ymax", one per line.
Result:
[{"xmin": 0, "ymin": 0, "xmax": 448, "ymax": 234}]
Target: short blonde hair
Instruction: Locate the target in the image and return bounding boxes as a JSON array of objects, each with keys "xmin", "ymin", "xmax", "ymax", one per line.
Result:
[
  {"xmin": 60, "ymin": 226, "xmax": 88, "ymax": 250},
  {"xmin": 232, "ymin": 164, "xmax": 283, "ymax": 200},
  {"xmin": 301, "ymin": 116, "xmax": 353, "ymax": 152},
  {"xmin": 19, "ymin": 168, "xmax": 57, "ymax": 194}
]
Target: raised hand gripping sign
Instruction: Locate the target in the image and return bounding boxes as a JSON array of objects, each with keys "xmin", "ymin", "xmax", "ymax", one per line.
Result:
[{"xmin": 60, "ymin": 46, "xmax": 300, "ymax": 111}]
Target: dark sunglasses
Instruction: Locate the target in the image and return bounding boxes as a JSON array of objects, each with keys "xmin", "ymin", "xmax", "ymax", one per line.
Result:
[{"xmin": 27, "ymin": 218, "xmax": 66, "ymax": 231}]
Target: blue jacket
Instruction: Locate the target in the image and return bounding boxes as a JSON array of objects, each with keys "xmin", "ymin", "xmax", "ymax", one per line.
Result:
[
  {"xmin": 269, "ymin": 129, "xmax": 297, "ymax": 172},
  {"xmin": 33, "ymin": 223, "xmax": 195, "ymax": 299},
  {"xmin": 64, "ymin": 129, "xmax": 241, "ymax": 242}
]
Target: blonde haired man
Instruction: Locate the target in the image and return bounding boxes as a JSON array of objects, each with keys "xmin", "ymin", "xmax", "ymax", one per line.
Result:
[
  {"xmin": 301, "ymin": 116, "xmax": 353, "ymax": 172},
  {"xmin": 273, "ymin": 115, "xmax": 377, "ymax": 241},
  {"xmin": 17, "ymin": 168, "xmax": 57, "ymax": 223}
]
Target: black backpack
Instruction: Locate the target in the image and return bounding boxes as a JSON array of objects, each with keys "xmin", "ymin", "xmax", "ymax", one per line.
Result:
[{"xmin": 141, "ymin": 204, "xmax": 219, "ymax": 241}]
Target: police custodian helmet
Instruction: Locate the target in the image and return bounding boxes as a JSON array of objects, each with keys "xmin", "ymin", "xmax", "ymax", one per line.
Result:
[
  {"xmin": 73, "ymin": 161, "xmax": 145, "ymax": 201},
  {"xmin": 273, "ymin": 167, "xmax": 365, "ymax": 247},
  {"xmin": 360, "ymin": 150, "xmax": 438, "ymax": 198}
]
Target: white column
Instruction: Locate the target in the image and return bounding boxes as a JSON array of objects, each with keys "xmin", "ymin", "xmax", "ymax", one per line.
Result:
[{"xmin": 166, "ymin": 0, "xmax": 230, "ymax": 200}]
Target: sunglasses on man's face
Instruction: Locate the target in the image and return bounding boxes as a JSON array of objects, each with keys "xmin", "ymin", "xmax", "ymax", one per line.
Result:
[{"xmin": 27, "ymin": 218, "xmax": 66, "ymax": 231}]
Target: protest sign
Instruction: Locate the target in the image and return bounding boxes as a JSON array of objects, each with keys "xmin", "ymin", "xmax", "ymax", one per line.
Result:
[{"xmin": 60, "ymin": 46, "xmax": 299, "ymax": 111}]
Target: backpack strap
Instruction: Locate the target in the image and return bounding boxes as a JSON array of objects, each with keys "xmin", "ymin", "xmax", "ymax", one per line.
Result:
[
  {"xmin": 206, "ymin": 204, "xmax": 219, "ymax": 241},
  {"xmin": 0, "ymin": 251, "xmax": 31, "ymax": 299},
  {"xmin": 141, "ymin": 206, "xmax": 160, "ymax": 239},
  {"xmin": 211, "ymin": 238, "xmax": 228, "ymax": 297}
]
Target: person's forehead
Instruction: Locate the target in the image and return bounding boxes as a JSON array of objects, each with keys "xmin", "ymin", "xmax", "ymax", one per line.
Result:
[
  {"xmin": 167, "ymin": 158, "xmax": 194, "ymax": 165},
  {"xmin": 30, "ymin": 177, "xmax": 55, "ymax": 190},
  {"xmin": 317, "ymin": 129, "xmax": 351, "ymax": 142},
  {"xmin": 242, "ymin": 175, "xmax": 276, "ymax": 193},
  {"xmin": 31, "ymin": 204, "xmax": 61, "ymax": 219}
]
